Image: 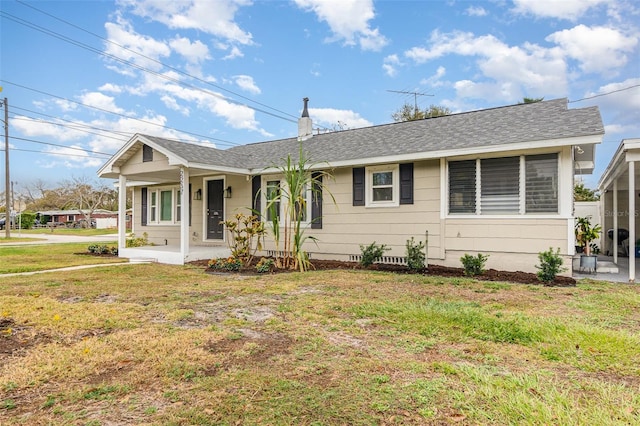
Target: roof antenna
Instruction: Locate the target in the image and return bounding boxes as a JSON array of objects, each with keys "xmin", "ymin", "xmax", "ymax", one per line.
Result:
[{"xmin": 387, "ymin": 90, "xmax": 433, "ymax": 115}]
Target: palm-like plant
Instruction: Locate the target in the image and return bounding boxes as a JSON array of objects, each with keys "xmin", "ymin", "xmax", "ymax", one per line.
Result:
[
  {"xmin": 266, "ymin": 144, "xmax": 335, "ymax": 272},
  {"xmin": 575, "ymin": 216, "xmax": 601, "ymax": 256}
]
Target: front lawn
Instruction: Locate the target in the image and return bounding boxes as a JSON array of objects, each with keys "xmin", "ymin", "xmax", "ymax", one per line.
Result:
[
  {"xmin": 0, "ymin": 243, "xmax": 125, "ymax": 274},
  {"xmin": 1, "ymin": 261, "xmax": 638, "ymax": 425}
]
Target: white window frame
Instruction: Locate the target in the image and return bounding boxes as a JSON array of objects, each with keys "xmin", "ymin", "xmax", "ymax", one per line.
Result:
[
  {"xmin": 261, "ymin": 177, "xmax": 313, "ymax": 225},
  {"xmin": 147, "ymin": 186, "xmax": 181, "ymax": 225},
  {"xmin": 446, "ymin": 153, "xmax": 560, "ymax": 217},
  {"xmin": 366, "ymin": 165, "xmax": 399, "ymax": 207}
]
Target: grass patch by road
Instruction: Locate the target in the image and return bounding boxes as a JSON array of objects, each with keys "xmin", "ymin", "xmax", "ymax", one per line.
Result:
[
  {"xmin": 17, "ymin": 228, "xmax": 117, "ymax": 236},
  {"xmin": 0, "ymin": 242, "xmax": 125, "ymax": 274},
  {"xmin": 0, "ymin": 258, "xmax": 639, "ymax": 425},
  {"xmin": 0, "ymin": 237, "xmax": 47, "ymax": 244}
]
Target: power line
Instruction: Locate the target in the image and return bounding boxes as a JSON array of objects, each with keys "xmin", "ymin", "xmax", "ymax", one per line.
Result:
[
  {"xmin": 9, "ymin": 136, "xmax": 113, "ymax": 156},
  {"xmin": 387, "ymin": 89, "xmax": 434, "ymax": 113},
  {"xmin": 1, "ymin": 79, "xmax": 238, "ymax": 146},
  {"xmin": 15, "ymin": 0, "xmax": 302, "ymax": 123},
  {"xmin": 1, "ymin": 146, "xmax": 108, "ymax": 159},
  {"xmin": 1, "ymin": 7, "xmax": 305, "ymax": 129},
  {"xmin": 569, "ymin": 84, "xmax": 640, "ymax": 103},
  {"xmin": 10, "ymin": 116, "xmax": 128, "ymax": 143}
]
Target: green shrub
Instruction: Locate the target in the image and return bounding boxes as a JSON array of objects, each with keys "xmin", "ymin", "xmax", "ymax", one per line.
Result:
[
  {"xmin": 126, "ymin": 232, "xmax": 150, "ymax": 248},
  {"xmin": 17, "ymin": 211, "xmax": 36, "ymax": 229},
  {"xmin": 256, "ymin": 257, "xmax": 275, "ymax": 273},
  {"xmin": 406, "ymin": 237, "xmax": 426, "ymax": 271},
  {"xmin": 460, "ymin": 253, "xmax": 489, "ymax": 276},
  {"xmin": 87, "ymin": 244, "xmax": 118, "ymax": 255},
  {"xmin": 536, "ymin": 247, "xmax": 566, "ymax": 283},
  {"xmin": 359, "ymin": 242, "xmax": 389, "ymax": 267},
  {"xmin": 208, "ymin": 257, "xmax": 242, "ymax": 272}
]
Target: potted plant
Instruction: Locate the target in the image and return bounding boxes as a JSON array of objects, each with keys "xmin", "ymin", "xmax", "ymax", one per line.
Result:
[{"xmin": 575, "ymin": 216, "xmax": 601, "ymax": 271}]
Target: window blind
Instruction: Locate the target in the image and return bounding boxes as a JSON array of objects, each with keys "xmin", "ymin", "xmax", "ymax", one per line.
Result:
[
  {"xmin": 480, "ymin": 157, "xmax": 519, "ymax": 214},
  {"xmin": 526, "ymin": 154, "xmax": 558, "ymax": 213}
]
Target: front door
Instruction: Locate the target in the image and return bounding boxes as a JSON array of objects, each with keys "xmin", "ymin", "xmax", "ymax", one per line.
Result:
[{"xmin": 206, "ymin": 179, "xmax": 224, "ymax": 240}]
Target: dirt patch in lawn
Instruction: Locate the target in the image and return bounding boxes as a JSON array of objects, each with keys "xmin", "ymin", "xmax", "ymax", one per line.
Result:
[{"xmin": 194, "ymin": 258, "xmax": 576, "ymax": 286}]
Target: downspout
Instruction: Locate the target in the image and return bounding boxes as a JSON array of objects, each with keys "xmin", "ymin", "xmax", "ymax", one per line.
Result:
[
  {"xmin": 180, "ymin": 167, "xmax": 190, "ymax": 264},
  {"xmin": 118, "ymin": 175, "xmax": 127, "ymax": 252},
  {"xmin": 629, "ymin": 161, "xmax": 635, "ymax": 283}
]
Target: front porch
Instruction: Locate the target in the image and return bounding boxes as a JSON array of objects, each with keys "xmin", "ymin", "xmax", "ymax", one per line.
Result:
[
  {"xmin": 119, "ymin": 245, "xmax": 231, "ymax": 265},
  {"xmin": 572, "ymin": 254, "xmax": 640, "ymax": 283}
]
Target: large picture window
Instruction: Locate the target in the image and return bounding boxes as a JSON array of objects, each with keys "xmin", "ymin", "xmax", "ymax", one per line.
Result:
[
  {"xmin": 146, "ymin": 187, "xmax": 181, "ymax": 224},
  {"xmin": 448, "ymin": 153, "xmax": 558, "ymax": 215}
]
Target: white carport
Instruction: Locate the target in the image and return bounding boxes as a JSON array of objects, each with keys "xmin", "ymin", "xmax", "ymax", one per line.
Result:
[{"xmin": 598, "ymin": 138, "xmax": 640, "ymax": 283}]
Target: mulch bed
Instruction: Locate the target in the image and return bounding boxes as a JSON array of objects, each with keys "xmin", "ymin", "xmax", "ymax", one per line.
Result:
[{"xmin": 193, "ymin": 258, "xmax": 576, "ymax": 287}]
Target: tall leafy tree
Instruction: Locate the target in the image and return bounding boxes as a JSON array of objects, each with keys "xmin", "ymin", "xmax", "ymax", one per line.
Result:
[
  {"xmin": 574, "ymin": 183, "xmax": 600, "ymax": 201},
  {"xmin": 392, "ymin": 103, "xmax": 451, "ymax": 122}
]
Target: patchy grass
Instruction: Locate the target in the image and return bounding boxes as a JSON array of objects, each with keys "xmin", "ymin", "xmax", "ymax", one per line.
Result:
[
  {"xmin": 0, "ymin": 263, "xmax": 639, "ymax": 425},
  {"xmin": 0, "ymin": 237, "xmax": 47, "ymax": 244},
  {"xmin": 0, "ymin": 243, "xmax": 125, "ymax": 274}
]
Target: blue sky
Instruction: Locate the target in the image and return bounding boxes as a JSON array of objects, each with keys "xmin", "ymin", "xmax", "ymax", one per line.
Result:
[{"xmin": 1, "ymin": 0, "xmax": 638, "ymax": 194}]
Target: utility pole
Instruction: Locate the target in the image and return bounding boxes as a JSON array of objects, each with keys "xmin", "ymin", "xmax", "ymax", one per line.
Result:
[{"xmin": 2, "ymin": 96, "xmax": 9, "ymax": 239}]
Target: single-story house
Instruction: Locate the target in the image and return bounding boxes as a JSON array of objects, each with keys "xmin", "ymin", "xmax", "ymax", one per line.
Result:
[
  {"xmin": 98, "ymin": 98, "xmax": 604, "ymax": 274},
  {"xmin": 36, "ymin": 209, "xmax": 118, "ymax": 227},
  {"xmin": 598, "ymin": 138, "xmax": 640, "ymax": 282}
]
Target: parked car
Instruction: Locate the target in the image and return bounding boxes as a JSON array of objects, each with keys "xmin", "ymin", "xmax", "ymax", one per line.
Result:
[{"xmin": 0, "ymin": 217, "xmax": 5, "ymax": 230}]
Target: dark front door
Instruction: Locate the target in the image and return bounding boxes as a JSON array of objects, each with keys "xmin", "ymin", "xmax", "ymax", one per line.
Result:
[{"xmin": 207, "ymin": 179, "xmax": 224, "ymax": 240}]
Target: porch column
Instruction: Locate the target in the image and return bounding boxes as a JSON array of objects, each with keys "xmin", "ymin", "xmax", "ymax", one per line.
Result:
[
  {"xmin": 613, "ymin": 179, "xmax": 618, "ymax": 264},
  {"xmin": 180, "ymin": 167, "xmax": 190, "ymax": 262},
  {"xmin": 118, "ymin": 175, "xmax": 127, "ymax": 251},
  {"xmin": 629, "ymin": 161, "xmax": 635, "ymax": 283}
]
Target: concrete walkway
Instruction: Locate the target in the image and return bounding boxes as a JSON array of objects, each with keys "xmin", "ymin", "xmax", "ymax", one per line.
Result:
[{"xmin": 0, "ymin": 233, "xmax": 152, "ymax": 277}]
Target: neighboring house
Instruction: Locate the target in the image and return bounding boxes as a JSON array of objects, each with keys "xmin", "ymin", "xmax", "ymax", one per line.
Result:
[
  {"xmin": 598, "ymin": 138, "xmax": 640, "ymax": 282},
  {"xmin": 98, "ymin": 98, "xmax": 604, "ymax": 274},
  {"xmin": 37, "ymin": 209, "xmax": 117, "ymax": 227}
]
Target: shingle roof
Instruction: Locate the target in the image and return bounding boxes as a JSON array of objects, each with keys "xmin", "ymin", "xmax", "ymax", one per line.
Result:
[{"xmin": 137, "ymin": 98, "xmax": 604, "ymax": 172}]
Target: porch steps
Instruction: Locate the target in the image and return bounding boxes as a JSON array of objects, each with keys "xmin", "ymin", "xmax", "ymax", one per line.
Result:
[{"xmin": 572, "ymin": 257, "xmax": 619, "ymax": 274}]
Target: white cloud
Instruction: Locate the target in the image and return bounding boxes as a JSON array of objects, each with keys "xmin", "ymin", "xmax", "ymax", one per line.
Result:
[
  {"xmin": 223, "ymin": 45, "xmax": 244, "ymax": 60},
  {"xmin": 294, "ymin": 0, "xmax": 388, "ymax": 51},
  {"xmin": 420, "ymin": 66, "xmax": 447, "ymax": 87},
  {"xmin": 234, "ymin": 75, "xmax": 261, "ymax": 94},
  {"xmin": 169, "ymin": 36, "xmax": 211, "ymax": 63},
  {"xmin": 43, "ymin": 145, "xmax": 105, "ymax": 169},
  {"xmin": 116, "ymin": 0, "xmax": 253, "ymax": 45},
  {"xmin": 511, "ymin": 0, "xmax": 610, "ymax": 21},
  {"xmin": 11, "ymin": 115, "xmax": 87, "ymax": 142},
  {"xmin": 546, "ymin": 25, "xmax": 638, "ymax": 74},
  {"xmin": 309, "ymin": 107, "xmax": 373, "ymax": 129},
  {"xmin": 383, "ymin": 54, "xmax": 402, "ymax": 77},
  {"xmin": 465, "ymin": 6, "xmax": 487, "ymax": 17},
  {"xmin": 79, "ymin": 92, "xmax": 125, "ymax": 115},
  {"xmin": 104, "ymin": 17, "xmax": 171, "ymax": 72},
  {"xmin": 405, "ymin": 30, "xmax": 568, "ymax": 102},
  {"xmin": 54, "ymin": 99, "xmax": 78, "ymax": 112},
  {"xmin": 98, "ymin": 83, "xmax": 123, "ymax": 94},
  {"xmin": 160, "ymin": 95, "xmax": 191, "ymax": 116}
]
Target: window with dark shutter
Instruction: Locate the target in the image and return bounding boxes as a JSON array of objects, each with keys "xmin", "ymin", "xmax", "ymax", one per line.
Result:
[
  {"xmin": 399, "ymin": 163, "xmax": 414, "ymax": 205},
  {"xmin": 353, "ymin": 167, "xmax": 365, "ymax": 206},
  {"xmin": 142, "ymin": 144, "xmax": 153, "ymax": 162},
  {"xmin": 141, "ymin": 187, "xmax": 148, "ymax": 225},
  {"xmin": 311, "ymin": 172, "xmax": 323, "ymax": 229}
]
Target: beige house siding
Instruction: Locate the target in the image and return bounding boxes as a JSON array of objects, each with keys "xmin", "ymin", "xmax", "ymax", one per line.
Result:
[
  {"xmin": 443, "ymin": 217, "xmax": 571, "ymax": 273},
  {"xmin": 259, "ymin": 160, "xmax": 442, "ymax": 261}
]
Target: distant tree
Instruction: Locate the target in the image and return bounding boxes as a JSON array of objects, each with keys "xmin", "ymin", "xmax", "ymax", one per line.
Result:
[
  {"xmin": 574, "ymin": 183, "xmax": 600, "ymax": 201},
  {"xmin": 392, "ymin": 103, "xmax": 452, "ymax": 122},
  {"xmin": 521, "ymin": 97, "xmax": 544, "ymax": 104}
]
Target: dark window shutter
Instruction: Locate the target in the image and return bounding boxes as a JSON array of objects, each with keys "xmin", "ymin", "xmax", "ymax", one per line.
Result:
[
  {"xmin": 399, "ymin": 163, "xmax": 414, "ymax": 205},
  {"xmin": 141, "ymin": 187, "xmax": 148, "ymax": 226},
  {"xmin": 252, "ymin": 176, "xmax": 261, "ymax": 216},
  {"xmin": 189, "ymin": 184, "xmax": 192, "ymax": 226},
  {"xmin": 142, "ymin": 144, "xmax": 153, "ymax": 162},
  {"xmin": 311, "ymin": 172, "xmax": 323, "ymax": 229},
  {"xmin": 353, "ymin": 167, "xmax": 365, "ymax": 206}
]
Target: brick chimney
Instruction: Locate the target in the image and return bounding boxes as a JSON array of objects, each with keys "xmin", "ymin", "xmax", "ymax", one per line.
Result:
[{"xmin": 298, "ymin": 97, "xmax": 312, "ymax": 140}]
